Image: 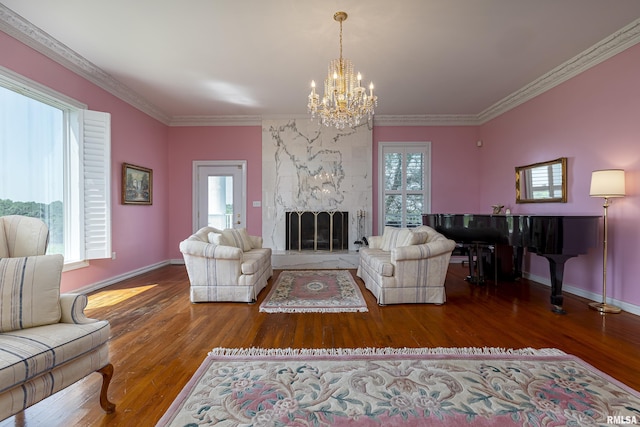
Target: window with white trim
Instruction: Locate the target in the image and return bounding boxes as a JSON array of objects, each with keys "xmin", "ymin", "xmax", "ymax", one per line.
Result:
[
  {"xmin": 378, "ymin": 142, "xmax": 431, "ymax": 231},
  {"xmin": 0, "ymin": 67, "xmax": 111, "ymax": 267}
]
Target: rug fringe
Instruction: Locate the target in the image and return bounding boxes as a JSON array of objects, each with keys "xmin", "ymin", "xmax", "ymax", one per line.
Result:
[
  {"xmin": 259, "ymin": 307, "xmax": 369, "ymax": 313},
  {"xmin": 208, "ymin": 347, "xmax": 566, "ymax": 357}
]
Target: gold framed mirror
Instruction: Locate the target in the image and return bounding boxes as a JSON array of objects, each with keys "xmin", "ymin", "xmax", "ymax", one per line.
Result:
[{"xmin": 515, "ymin": 157, "xmax": 567, "ymax": 203}]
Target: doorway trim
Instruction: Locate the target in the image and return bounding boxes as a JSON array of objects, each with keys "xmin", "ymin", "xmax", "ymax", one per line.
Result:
[{"xmin": 191, "ymin": 160, "xmax": 247, "ymax": 232}]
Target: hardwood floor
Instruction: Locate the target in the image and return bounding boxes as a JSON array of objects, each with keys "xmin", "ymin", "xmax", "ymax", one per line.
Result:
[{"xmin": 2, "ymin": 263, "xmax": 640, "ymax": 426}]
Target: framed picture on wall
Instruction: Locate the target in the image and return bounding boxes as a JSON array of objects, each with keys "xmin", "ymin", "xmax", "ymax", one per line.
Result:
[{"xmin": 122, "ymin": 163, "xmax": 153, "ymax": 205}]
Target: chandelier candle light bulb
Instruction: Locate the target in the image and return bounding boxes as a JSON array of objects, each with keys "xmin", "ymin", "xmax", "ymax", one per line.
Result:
[{"xmin": 308, "ymin": 11, "xmax": 377, "ymax": 129}]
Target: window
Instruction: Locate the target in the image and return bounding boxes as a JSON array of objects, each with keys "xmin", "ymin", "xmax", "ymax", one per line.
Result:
[
  {"xmin": 0, "ymin": 66, "xmax": 111, "ymax": 267},
  {"xmin": 525, "ymin": 162, "xmax": 563, "ymax": 199},
  {"xmin": 379, "ymin": 142, "xmax": 431, "ymax": 230}
]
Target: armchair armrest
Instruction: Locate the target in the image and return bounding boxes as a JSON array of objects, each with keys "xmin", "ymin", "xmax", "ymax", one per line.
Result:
[
  {"xmin": 60, "ymin": 293, "xmax": 98, "ymax": 324},
  {"xmin": 392, "ymin": 238, "xmax": 456, "ymax": 262},
  {"xmin": 179, "ymin": 239, "xmax": 243, "ymax": 260}
]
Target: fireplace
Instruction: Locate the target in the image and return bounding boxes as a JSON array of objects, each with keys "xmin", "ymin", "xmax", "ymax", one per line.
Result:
[{"xmin": 286, "ymin": 211, "xmax": 348, "ymax": 251}]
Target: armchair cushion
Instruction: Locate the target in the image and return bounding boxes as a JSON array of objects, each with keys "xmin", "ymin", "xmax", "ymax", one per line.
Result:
[
  {"xmin": 409, "ymin": 231, "xmax": 429, "ymax": 245},
  {"xmin": 0, "ymin": 226, "xmax": 5, "ymax": 258},
  {"xmin": 368, "ymin": 235, "xmax": 384, "ymax": 249},
  {"xmin": 221, "ymin": 228, "xmax": 253, "ymax": 251},
  {"xmin": 0, "ymin": 254, "xmax": 63, "ymax": 332},
  {"xmin": 364, "ymin": 250, "xmax": 395, "ymax": 277},
  {"xmin": 240, "ymin": 248, "xmax": 272, "ymax": 275},
  {"xmin": 380, "ymin": 227, "xmax": 413, "ymax": 251},
  {"xmin": 0, "ymin": 215, "xmax": 50, "ymax": 258},
  {"xmin": 0, "ymin": 319, "xmax": 110, "ymax": 393},
  {"xmin": 380, "ymin": 226, "xmax": 429, "ymax": 251},
  {"xmin": 207, "ymin": 232, "xmax": 223, "ymax": 245}
]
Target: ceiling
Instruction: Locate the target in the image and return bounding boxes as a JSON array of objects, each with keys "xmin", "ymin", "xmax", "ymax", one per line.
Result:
[{"xmin": 2, "ymin": 1, "xmax": 640, "ymax": 125}]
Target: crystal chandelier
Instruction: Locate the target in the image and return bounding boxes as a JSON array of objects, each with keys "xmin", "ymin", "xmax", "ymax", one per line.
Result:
[{"xmin": 308, "ymin": 11, "xmax": 377, "ymax": 129}]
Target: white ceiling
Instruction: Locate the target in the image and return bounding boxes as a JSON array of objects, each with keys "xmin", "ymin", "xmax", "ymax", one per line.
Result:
[{"xmin": 2, "ymin": 1, "xmax": 640, "ymax": 124}]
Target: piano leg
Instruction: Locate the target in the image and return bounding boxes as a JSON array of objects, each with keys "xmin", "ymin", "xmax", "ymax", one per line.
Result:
[
  {"xmin": 542, "ymin": 254, "xmax": 575, "ymax": 314},
  {"xmin": 465, "ymin": 243, "xmax": 494, "ymax": 284},
  {"xmin": 513, "ymin": 246, "xmax": 524, "ymax": 279}
]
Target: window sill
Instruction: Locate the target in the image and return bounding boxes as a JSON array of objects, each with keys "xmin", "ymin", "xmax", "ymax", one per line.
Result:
[{"xmin": 63, "ymin": 260, "xmax": 90, "ymax": 272}]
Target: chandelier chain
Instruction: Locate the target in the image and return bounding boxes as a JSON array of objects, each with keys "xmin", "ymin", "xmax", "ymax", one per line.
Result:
[{"xmin": 339, "ymin": 18, "xmax": 343, "ymax": 63}]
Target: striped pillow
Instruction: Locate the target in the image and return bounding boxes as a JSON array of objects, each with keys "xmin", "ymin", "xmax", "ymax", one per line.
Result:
[
  {"xmin": 409, "ymin": 231, "xmax": 429, "ymax": 245},
  {"xmin": 381, "ymin": 227, "xmax": 415, "ymax": 251},
  {"xmin": 0, "ymin": 254, "xmax": 63, "ymax": 332},
  {"xmin": 221, "ymin": 228, "xmax": 253, "ymax": 251},
  {"xmin": 207, "ymin": 232, "xmax": 222, "ymax": 245}
]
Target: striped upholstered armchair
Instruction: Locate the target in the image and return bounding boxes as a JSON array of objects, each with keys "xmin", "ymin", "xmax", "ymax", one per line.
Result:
[
  {"xmin": 357, "ymin": 225, "xmax": 456, "ymax": 305},
  {"xmin": 180, "ymin": 226, "xmax": 273, "ymax": 303},
  {"xmin": 0, "ymin": 215, "xmax": 115, "ymax": 420}
]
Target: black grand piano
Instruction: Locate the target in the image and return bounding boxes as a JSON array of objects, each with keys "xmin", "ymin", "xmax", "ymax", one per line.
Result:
[{"xmin": 423, "ymin": 214, "xmax": 600, "ymax": 314}]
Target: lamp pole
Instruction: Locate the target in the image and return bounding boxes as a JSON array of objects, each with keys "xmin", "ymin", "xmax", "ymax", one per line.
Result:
[
  {"xmin": 589, "ymin": 196, "xmax": 621, "ymax": 314},
  {"xmin": 589, "ymin": 169, "xmax": 624, "ymax": 314}
]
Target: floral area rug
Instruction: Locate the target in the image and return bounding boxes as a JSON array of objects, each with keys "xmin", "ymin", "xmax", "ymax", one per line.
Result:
[
  {"xmin": 156, "ymin": 347, "xmax": 640, "ymax": 426},
  {"xmin": 258, "ymin": 270, "xmax": 368, "ymax": 313},
  {"xmin": 157, "ymin": 348, "xmax": 640, "ymax": 427}
]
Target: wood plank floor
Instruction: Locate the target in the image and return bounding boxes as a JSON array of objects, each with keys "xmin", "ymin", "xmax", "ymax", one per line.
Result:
[{"xmin": 2, "ymin": 263, "xmax": 640, "ymax": 426}]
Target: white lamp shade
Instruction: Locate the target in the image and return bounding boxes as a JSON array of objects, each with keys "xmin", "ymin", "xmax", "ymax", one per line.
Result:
[{"xmin": 590, "ymin": 169, "xmax": 626, "ymax": 197}]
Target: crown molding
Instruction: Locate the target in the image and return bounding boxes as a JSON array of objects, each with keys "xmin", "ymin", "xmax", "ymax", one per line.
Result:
[
  {"xmin": 373, "ymin": 114, "xmax": 481, "ymax": 126},
  {"xmin": 170, "ymin": 114, "xmax": 482, "ymax": 127},
  {"xmin": 0, "ymin": 4, "xmax": 171, "ymax": 125},
  {"xmin": 169, "ymin": 115, "xmax": 263, "ymax": 126},
  {"xmin": 2, "ymin": 5, "xmax": 638, "ymax": 128},
  {"xmin": 478, "ymin": 18, "xmax": 640, "ymax": 124}
]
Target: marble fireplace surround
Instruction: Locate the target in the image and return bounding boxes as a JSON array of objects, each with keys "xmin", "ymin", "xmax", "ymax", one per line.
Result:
[{"xmin": 262, "ymin": 119, "xmax": 372, "ymax": 267}]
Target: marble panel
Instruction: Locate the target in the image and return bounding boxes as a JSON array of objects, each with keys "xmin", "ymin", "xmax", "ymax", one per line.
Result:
[{"xmin": 262, "ymin": 119, "xmax": 372, "ymax": 251}]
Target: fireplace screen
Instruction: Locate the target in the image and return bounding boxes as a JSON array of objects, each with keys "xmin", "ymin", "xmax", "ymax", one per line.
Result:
[{"xmin": 286, "ymin": 211, "xmax": 348, "ymax": 251}]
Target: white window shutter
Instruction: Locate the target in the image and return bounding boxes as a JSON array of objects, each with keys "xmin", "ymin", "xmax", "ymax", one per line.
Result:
[{"xmin": 83, "ymin": 109, "xmax": 112, "ymax": 259}]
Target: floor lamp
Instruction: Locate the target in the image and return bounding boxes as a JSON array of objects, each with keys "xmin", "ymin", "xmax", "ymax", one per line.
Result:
[{"xmin": 589, "ymin": 169, "xmax": 625, "ymax": 314}]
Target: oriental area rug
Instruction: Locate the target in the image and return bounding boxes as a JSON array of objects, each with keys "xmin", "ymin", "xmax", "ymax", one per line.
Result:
[
  {"xmin": 156, "ymin": 347, "xmax": 640, "ymax": 427},
  {"xmin": 258, "ymin": 270, "xmax": 368, "ymax": 313}
]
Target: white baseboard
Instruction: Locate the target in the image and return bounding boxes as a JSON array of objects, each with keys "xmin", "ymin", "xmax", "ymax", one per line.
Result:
[
  {"xmin": 523, "ymin": 272, "xmax": 640, "ymax": 316},
  {"xmin": 72, "ymin": 260, "xmax": 172, "ymax": 295}
]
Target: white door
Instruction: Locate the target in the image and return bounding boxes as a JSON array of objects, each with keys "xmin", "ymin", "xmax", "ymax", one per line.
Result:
[{"xmin": 193, "ymin": 161, "xmax": 247, "ymax": 231}]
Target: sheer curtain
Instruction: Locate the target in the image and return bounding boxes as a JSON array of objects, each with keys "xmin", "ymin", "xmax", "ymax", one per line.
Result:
[{"xmin": 0, "ymin": 85, "xmax": 64, "ymax": 254}]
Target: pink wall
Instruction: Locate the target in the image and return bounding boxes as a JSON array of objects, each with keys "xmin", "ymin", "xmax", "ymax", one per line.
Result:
[
  {"xmin": 479, "ymin": 43, "xmax": 640, "ymax": 306},
  {"xmin": 372, "ymin": 126, "xmax": 481, "ymax": 234},
  {"xmin": 1, "ymin": 31, "xmax": 170, "ymax": 293},
  {"xmin": 166, "ymin": 125, "xmax": 481, "ymax": 256},
  {"xmin": 166, "ymin": 126, "xmax": 263, "ymax": 260},
  {"xmin": 4, "ymin": 28, "xmax": 640, "ymax": 308}
]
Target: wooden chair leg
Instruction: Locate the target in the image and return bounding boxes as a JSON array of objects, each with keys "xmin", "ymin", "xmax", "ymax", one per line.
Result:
[{"xmin": 97, "ymin": 363, "xmax": 116, "ymax": 413}]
